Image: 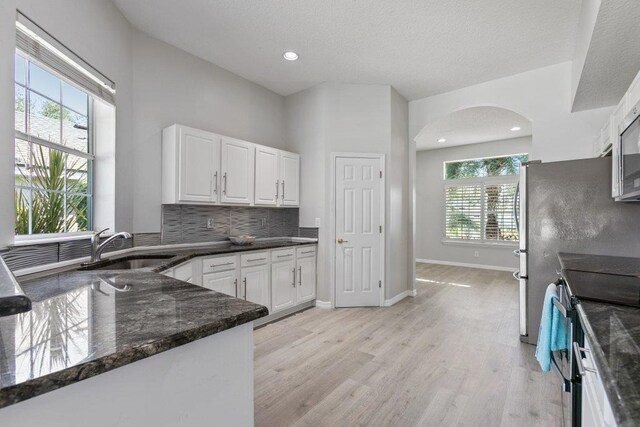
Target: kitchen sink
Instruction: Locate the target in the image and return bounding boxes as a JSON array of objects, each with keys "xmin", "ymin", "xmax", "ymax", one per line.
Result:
[{"xmin": 80, "ymin": 255, "xmax": 176, "ymax": 271}]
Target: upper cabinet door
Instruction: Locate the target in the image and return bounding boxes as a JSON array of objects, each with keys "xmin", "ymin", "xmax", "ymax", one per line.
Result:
[
  {"xmin": 221, "ymin": 137, "xmax": 255, "ymax": 204},
  {"xmin": 280, "ymin": 152, "xmax": 300, "ymax": 206},
  {"xmin": 178, "ymin": 128, "xmax": 220, "ymax": 203},
  {"xmin": 254, "ymin": 145, "xmax": 279, "ymax": 206}
]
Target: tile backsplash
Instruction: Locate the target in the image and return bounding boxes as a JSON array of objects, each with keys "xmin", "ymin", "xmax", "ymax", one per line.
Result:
[
  {"xmin": 1, "ymin": 207, "xmax": 318, "ymax": 272},
  {"xmin": 162, "ymin": 205, "xmax": 309, "ymax": 244}
]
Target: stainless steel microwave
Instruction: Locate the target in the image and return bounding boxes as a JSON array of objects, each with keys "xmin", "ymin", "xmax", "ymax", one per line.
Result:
[{"xmin": 617, "ymin": 104, "xmax": 640, "ymax": 201}]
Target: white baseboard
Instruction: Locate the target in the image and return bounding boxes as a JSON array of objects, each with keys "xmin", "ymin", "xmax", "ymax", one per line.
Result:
[
  {"xmin": 416, "ymin": 258, "xmax": 517, "ymax": 272},
  {"xmin": 315, "ymin": 300, "xmax": 333, "ymax": 309},
  {"xmin": 384, "ymin": 290, "xmax": 413, "ymax": 307},
  {"xmin": 409, "ymin": 289, "xmax": 417, "ymax": 297}
]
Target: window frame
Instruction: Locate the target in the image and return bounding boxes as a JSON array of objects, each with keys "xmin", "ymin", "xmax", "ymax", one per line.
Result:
[
  {"xmin": 442, "ymin": 162, "xmax": 522, "ymax": 247},
  {"xmin": 14, "ymin": 50, "xmax": 95, "ymax": 241}
]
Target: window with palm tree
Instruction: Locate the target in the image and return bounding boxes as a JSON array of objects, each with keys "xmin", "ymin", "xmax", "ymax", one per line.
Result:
[
  {"xmin": 14, "ymin": 52, "xmax": 93, "ymax": 236},
  {"xmin": 444, "ymin": 153, "xmax": 527, "ymax": 243}
]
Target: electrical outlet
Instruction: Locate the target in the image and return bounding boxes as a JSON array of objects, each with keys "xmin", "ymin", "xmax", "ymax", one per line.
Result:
[
  {"xmin": 206, "ymin": 218, "xmax": 215, "ymax": 229},
  {"xmin": 474, "ymin": 250, "xmax": 479, "ymax": 258}
]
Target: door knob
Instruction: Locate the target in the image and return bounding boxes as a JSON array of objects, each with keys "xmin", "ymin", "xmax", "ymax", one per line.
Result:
[{"xmin": 337, "ymin": 238, "xmax": 349, "ymax": 244}]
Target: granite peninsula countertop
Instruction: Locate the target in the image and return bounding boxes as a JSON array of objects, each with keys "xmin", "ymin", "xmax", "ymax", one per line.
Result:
[
  {"xmin": 559, "ymin": 252, "xmax": 640, "ymax": 426},
  {"xmin": 0, "ymin": 239, "xmax": 316, "ymax": 409}
]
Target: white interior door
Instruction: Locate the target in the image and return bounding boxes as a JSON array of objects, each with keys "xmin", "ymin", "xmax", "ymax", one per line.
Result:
[{"xmin": 335, "ymin": 156, "xmax": 383, "ymax": 307}]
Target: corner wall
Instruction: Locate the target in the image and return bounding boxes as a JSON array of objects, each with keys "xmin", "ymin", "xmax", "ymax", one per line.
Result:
[
  {"xmin": 410, "ymin": 62, "xmax": 613, "ymax": 163},
  {"xmin": 285, "ymin": 83, "xmax": 412, "ymax": 304},
  {"xmin": 415, "ymin": 137, "xmax": 532, "ymax": 269}
]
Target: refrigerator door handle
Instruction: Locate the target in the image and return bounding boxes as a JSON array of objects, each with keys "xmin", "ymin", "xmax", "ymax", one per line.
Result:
[{"xmin": 513, "ymin": 181, "xmax": 520, "ymax": 231}]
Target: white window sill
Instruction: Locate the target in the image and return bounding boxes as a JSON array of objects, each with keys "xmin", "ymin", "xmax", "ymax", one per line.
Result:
[
  {"xmin": 12, "ymin": 233, "xmax": 98, "ymax": 247},
  {"xmin": 441, "ymin": 239, "xmax": 518, "ymax": 249}
]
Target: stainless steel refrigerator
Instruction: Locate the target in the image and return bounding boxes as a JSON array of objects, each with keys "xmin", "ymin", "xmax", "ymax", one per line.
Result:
[{"xmin": 515, "ymin": 157, "xmax": 640, "ymax": 344}]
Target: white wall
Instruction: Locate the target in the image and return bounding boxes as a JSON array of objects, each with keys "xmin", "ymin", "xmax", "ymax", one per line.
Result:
[
  {"xmin": 285, "ymin": 83, "xmax": 412, "ymax": 303},
  {"xmin": 410, "ymin": 62, "xmax": 613, "ymax": 163},
  {"xmin": 415, "ymin": 137, "xmax": 531, "ymax": 269},
  {"xmin": 0, "ymin": 1, "xmax": 289, "ymax": 245},
  {"xmin": 130, "ymin": 31, "xmax": 286, "ymax": 232},
  {"xmin": 0, "ymin": 0, "xmax": 134, "ymax": 246}
]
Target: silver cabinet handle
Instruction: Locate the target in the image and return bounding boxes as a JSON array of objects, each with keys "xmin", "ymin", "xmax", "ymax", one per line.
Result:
[
  {"xmin": 282, "ymin": 180, "xmax": 285, "ymax": 201},
  {"xmin": 573, "ymin": 342, "xmax": 596, "ymax": 376},
  {"xmin": 276, "ymin": 180, "xmax": 279, "ymax": 200},
  {"xmin": 277, "ymin": 254, "xmax": 292, "ymax": 258},
  {"xmin": 243, "ymin": 277, "xmax": 247, "ymax": 299},
  {"xmin": 223, "ymin": 172, "xmax": 228, "ymax": 195},
  {"xmin": 292, "ymin": 267, "xmax": 296, "ymax": 287},
  {"xmin": 298, "ymin": 266, "xmax": 302, "ymax": 286},
  {"xmin": 247, "ymin": 257, "xmax": 266, "ymax": 262},
  {"xmin": 301, "ymin": 250, "xmax": 315, "ymax": 255},
  {"xmin": 211, "ymin": 262, "xmax": 234, "ymax": 268},
  {"xmin": 234, "ymin": 278, "xmax": 238, "ymax": 297},
  {"xmin": 213, "ymin": 171, "xmax": 218, "ymax": 195}
]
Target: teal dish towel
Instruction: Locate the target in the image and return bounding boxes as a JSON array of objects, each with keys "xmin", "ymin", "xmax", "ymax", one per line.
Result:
[{"xmin": 535, "ymin": 283, "xmax": 569, "ymax": 372}]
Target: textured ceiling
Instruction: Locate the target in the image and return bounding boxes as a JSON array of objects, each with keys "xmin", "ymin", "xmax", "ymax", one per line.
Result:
[
  {"xmin": 572, "ymin": 0, "xmax": 640, "ymax": 111},
  {"xmin": 112, "ymin": 0, "xmax": 582, "ymax": 100},
  {"xmin": 415, "ymin": 107, "xmax": 532, "ymax": 151}
]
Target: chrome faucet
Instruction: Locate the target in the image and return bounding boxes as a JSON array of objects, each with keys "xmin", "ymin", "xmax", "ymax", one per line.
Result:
[{"xmin": 90, "ymin": 228, "xmax": 132, "ymax": 263}]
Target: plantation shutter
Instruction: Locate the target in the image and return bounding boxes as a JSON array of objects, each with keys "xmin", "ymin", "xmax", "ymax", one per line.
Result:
[
  {"xmin": 484, "ymin": 183, "xmax": 519, "ymax": 241},
  {"xmin": 16, "ymin": 11, "xmax": 116, "ymax": 105},
  {"xmin": 445, "ymin": 184, "xmax": 482, "ymax": 240}
]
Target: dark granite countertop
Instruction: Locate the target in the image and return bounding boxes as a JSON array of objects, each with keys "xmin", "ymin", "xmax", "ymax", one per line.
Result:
[
  {"xmin": 559, "ymin": 252, "xmax": 640, "ymax": 426},
  {"xmin": 0, "ymin": 258, "xmax": 30, "ymax": 317},
  {"xmin": 0, "ymin": 239, "xmax": 316, "ymax": 409}
]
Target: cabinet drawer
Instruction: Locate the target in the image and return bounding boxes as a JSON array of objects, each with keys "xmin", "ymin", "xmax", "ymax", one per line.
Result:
[
  {"xmin": 240, "ymin": 251, "xmax": 269, "ymax": 267},
  {"xmin": 202, "ymin": 255, "xmax": 237, "ymax": 274},
  {"xmin": 296, "ymin": 246, "xmax": 316, "ymax": 258},
  {"xmin": 271, "ymin": 248, "xmax": 295, "ymax": 262}
]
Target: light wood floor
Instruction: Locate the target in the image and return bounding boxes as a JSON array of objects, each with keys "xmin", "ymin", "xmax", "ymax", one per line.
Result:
[{"xmin": 254, "ymin": 263, "xmax": 565, "ymax": 427}]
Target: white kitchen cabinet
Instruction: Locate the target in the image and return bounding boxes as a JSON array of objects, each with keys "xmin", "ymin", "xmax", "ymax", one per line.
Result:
[
  {"xmin": 202, "ymin": 270, "xmax": 238, "ymax": 297},
  {"xmin": 162, "ymin": 125, "xmax": 220, "ymax": 204},
  {"xmin": 221, "ymin": 137, "xmax": 255, "ymax": 205},
  {"xmin": 580, "ymin": 337, "xmax": 617, "ymax": 427},
  {"xmin": 241, "ymin": 264, "xmax": 270, "ymax": 310},
  {"xmin": 625, "ymin": 71, "xmax": 640, "ymax": 119},
  {"xmin": 279, "ymin": 151, "xmax": 300, "ymax": 206},
  {"xmin": 173, "ymin": 261, "xmax": 194, "ymax": 284},
  {"xmin": 271, "ymin": 259, "xmax": 296, "ymax": 313},
  {"xmin": 254, "ymin": 145, "xmax": 280, "ymax": 206},
  {"xmin": 296, "ymin": 255, "xmax": 316, "ymax": 303}
]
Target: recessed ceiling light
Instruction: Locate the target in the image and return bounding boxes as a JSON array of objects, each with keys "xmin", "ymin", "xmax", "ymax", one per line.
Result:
[
  {"xmin": 283, "ymin": 51, "xmax": 299, "ymax": 61},
  {"xmin": 437, "ymin": 138, "xmax": 446, "ymax": 143},
  {"xmin": 510, "ymin": 126, "xmax": 521, "ymax": 131}
]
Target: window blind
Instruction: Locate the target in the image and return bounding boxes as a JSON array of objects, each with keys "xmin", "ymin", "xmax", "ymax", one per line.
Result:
[
  {"xmin": 484, "ymin": 183, "xmax": 518, "ymax": 241},
  {"xmin": 445, "ymin": 185, "xmax": 482, "ymax": 240},
  {"xmin": 16, "ymin": 11, "xmax": 116, "ymax": 105}
]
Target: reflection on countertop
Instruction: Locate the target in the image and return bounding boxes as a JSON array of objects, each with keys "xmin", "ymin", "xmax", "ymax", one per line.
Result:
[{"xmin": 0, "ymin": 241, "xmax": 325, "ymax": 409}]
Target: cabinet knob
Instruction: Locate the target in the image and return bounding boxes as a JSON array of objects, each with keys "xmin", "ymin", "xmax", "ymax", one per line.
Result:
[{"xmin": 337, "ymin": 238, "xmax": 349, "ymax": 244}]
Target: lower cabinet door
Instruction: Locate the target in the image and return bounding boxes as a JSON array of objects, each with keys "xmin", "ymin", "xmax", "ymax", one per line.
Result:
[
  {"xmin": 202, "ymin": 270, "xmax": 238, "ymax": 297},
  {"xmin": 173, "ymin": 261, "xmax": 193, "ymax": 283},
  {"xmin": 271, "ymin": 260, "xmax": 296, "ymax": 313},
  {"xmin": 297, "ymin": 256, "xmax": 316, "ymax": 303},
  {"xmin": 241, "ymin": 265, "xmax": 270, "ymax": 311}
]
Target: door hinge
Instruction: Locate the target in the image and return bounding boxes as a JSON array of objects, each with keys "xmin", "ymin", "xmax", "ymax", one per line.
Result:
[
  {"xmin": 379, "ymin": 170, "xmax": 383, "ymax": 178},
  {"xmin": 379, "ymin": 225, "xmax": 382, "ymax": 233},
  {"xmin": 379, "ymin": 280, "xmax": 382, "ymax": 288}
]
